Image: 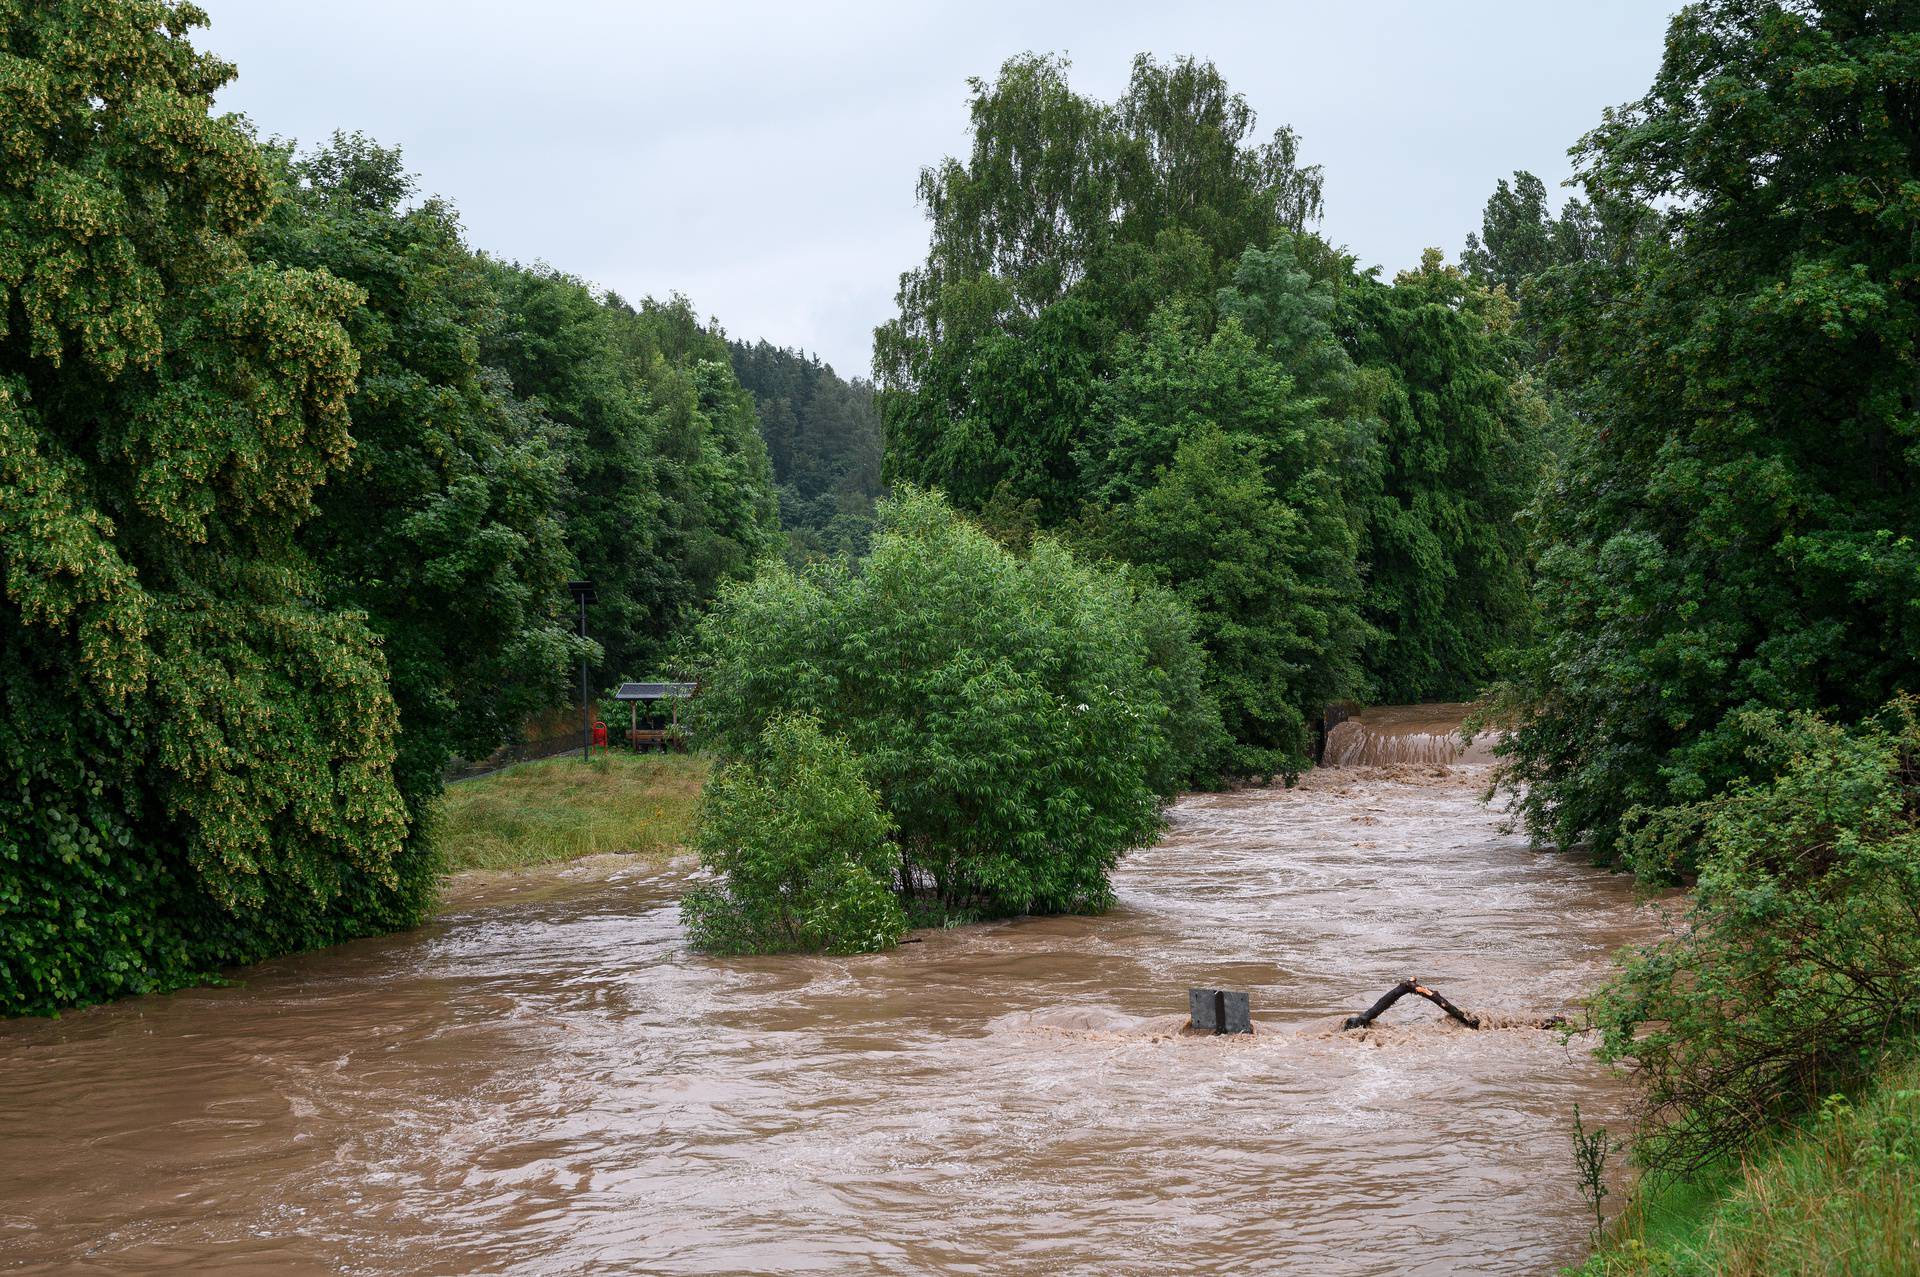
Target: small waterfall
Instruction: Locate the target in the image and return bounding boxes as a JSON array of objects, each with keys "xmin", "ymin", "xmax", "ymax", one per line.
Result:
[{"xmin": 1322, "ymin": 702, "xmax": 1496, "ymax": 768}]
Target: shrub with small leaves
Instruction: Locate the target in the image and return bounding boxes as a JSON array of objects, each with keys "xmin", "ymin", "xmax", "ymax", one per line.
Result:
[
  {"xmin": 1593, "ymin": 699, "xmax": 1920, "ymax": 1174},
  {"xmin": 681, "ymin": 715, "xmax": 904, "ymax": 955}
]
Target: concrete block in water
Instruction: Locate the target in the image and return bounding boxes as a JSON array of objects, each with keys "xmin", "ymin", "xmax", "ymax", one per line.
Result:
[{"xmin": 1187, "ymin": 988, "xmax": 1252, "ymax": 1035}]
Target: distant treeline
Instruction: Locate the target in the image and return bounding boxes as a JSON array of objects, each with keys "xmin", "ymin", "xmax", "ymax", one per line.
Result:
[{"xmin": 727, "ymin": 340, "xmax": 884, "ymax": 560}]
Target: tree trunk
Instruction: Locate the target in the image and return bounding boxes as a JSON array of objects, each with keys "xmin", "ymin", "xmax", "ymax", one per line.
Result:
[{"xmin": 1343, "ymin": 979, "xmax": 1480, "ymax": 1030}]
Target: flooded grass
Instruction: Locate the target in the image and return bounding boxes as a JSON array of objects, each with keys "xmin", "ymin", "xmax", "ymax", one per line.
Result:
[{"xmin": 435, "ymin": 751, "xmax": 708, "ymax": 875}]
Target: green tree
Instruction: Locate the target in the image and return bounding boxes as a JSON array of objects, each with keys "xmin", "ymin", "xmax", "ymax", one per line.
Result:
[
  {"xmin": 681, "ymin": 714, "xmax": 904, "ymax": 955},
  {"xmin": 481, "ymin": 272, "xmax": 779, "ymax": 682},
  {"xmin": 1592, "ymin": 702, "xmax": 1920, "ymax": 1173},
  {"xmin": 1342, "ymin": 252, "xmax": 1540, "ymax": 703},
  {"xmin": 875, "ymin": 52, "xmax": 1322, "ymax": 524},
  {"xmin": 727, "ymin": 339, "xmax": 884, "ymax": 559},
  {"xmin": 1093, "ymin": 425, "xmax": 1361, "ymax": 778},
  {"xmin": 0, "ymin": 2, "xmax": 420, "ymax": 1013},
  {"xmin": 250, "ymin": 132, "xmax": 576, "ymax": 807},
  {"xmin": 1493, "ymin": 0, "xmax": 1920, "ymax": 865},
  {"xmin": 1462, "ymin": 169, "xmax": 1656, "ymax": 370},
  {"xmin": 692, "ymin": 490, "xmax": 1217, "ymax": 918}
]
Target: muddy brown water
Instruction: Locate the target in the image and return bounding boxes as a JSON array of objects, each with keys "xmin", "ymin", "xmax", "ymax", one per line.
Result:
[{"xmin": 0, "ymin": 708, "xmax": 1665, "ymax": 1275}]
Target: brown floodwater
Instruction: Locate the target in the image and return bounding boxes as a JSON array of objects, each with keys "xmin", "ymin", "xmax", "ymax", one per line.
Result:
[{"xmin": 0, "ymin": 707, "xmax": 1664, "ymax": 1276}]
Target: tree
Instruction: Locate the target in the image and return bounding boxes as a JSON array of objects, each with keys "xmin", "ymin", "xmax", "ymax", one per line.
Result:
[
  {"xmin": 727, "ymin": 339, "xmax": 885, "ymax": 560},
  {"xmin": 481, "ymin": 272, "xmax": 780, "ymax": 682},
  {"xmin": 1342, "ymin": 252, "xmax": 1540, "ymax": 703},
  {"xmin": 1462, "ymin": 169, "xmax": 1656, "ymax": 368},
  {"xmin": 1492, "ymin": 0, "xmax": 1920, "ymax": 865},
  {"xmin": 0, "ymin": 1, "xmax": 419, "ymax": 1013},
  {"xmin": 875, "ymin": 52, "xmax": 1323, "ymax": 524},
  {"xmin": 1093, "ymin": 425, "xmax": 1360, "ymax": 778},
  {"xmin": 250, "ymin": 132, "xmax": 576, "ymax": 807},
  {"xmin": 681, "ymin": 715, "xmax": 905, "ymax": 955},
  {"xmin": 691, "ymin": 490, "xmax": 1218, "ymax": 918}
]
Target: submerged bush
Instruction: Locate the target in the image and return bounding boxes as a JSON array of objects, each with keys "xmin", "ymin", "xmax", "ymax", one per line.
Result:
[
  {"xmin": 681, "ymin": 716, "xmax": 904, "ymax": 955},
  {"xmin": 690, "ymin": 488, "xmax": 1218, "ymax": 927},
  {"xmin": 1593, "ymin": 700, "xmax": 1920, "ymax": 1174}
]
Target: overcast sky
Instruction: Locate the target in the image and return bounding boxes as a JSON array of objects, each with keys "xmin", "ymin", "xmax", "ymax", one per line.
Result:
[{"xmin": 200, "ymin": 1, "xmax": 1679, "ymax": 380}]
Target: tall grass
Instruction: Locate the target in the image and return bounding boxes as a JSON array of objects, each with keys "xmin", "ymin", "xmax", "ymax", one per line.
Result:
[
  {"xmin": 1574, "ymin": 1049, "xmax": 1920, "ymax": 1276},
  {"xmin": 435, "ymin": 752, "xmax": 709, "ymax": 874}
]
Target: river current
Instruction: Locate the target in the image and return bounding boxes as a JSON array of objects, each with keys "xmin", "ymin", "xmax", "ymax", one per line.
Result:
[{"xmin": 0, "ymin": 709, "xmax": 1663, "ymax": 1275}]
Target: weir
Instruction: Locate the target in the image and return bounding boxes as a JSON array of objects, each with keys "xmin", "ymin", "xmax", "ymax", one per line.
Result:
[{"xmin": 1321, "ymin": 701, "xmax": 1499, "ymax": 768}]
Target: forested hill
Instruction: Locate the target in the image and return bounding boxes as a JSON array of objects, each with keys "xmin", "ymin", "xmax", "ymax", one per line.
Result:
[{"xmin": 727, "ymin": 340, "xmax": 885, "ymax": 558}]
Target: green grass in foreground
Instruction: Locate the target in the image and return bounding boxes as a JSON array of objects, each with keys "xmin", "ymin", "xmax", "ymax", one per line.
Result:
[
  {"xmin": 435, "ymin": 751, "xmax": 709, "ymax": 874},
  {"xmin": 1574, "ymin": 1049, "xmax": 1920, "ymax": 1276}
]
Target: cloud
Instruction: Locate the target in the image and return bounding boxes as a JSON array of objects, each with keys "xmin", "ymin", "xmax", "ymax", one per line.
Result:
[{"xmin": 204, "ymin": 0, "xmax": 1675, "ymax": 377}]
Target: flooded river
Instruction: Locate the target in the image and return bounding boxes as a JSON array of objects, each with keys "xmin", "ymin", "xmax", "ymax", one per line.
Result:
[{"xmin": 0, "ymin": 711, "xmax": 1664, "ymax": 1275}]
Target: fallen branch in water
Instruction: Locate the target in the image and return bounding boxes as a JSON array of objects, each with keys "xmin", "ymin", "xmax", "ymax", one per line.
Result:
[{"xmin": 1343, "ymin": 979, "xmax": 1480, "ymax": 1030}]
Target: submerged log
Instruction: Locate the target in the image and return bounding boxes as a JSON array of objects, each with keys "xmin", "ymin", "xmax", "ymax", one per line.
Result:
[{"xmin": 1342, "ymin": 979, "xmax": 1480, "ymax": 1031}]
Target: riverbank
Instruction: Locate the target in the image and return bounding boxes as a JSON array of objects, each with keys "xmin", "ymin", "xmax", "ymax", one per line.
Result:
[
  {"xmin": 436, "ymin": 751, "xmax": 707, "ymax": 879},
  {"xmin": 1573, "ymin": 1045, "xmax": 1920, "ymax": 1275}
]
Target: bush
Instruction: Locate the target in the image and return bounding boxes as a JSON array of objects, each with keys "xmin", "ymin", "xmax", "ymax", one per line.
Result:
[
  {"xmin": 1591, "ymin": 700, "xmax": 1920, "ymax": 1175},
  {"xmin": 691, "ymin": 489, "xmax": 1218, "ymax": 923},
  {"xmin": 680, "ymin": 716, "xmax": 904, "ymax": 955},
  {"xmin": 1570, "ymin": 1047, "xmax": 1920, "ymax": 1276}
]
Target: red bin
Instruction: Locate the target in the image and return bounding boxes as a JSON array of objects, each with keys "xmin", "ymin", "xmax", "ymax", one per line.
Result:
[{"xmin": 591, "ymin": 720, "xmax": 608, "ymax": 749}]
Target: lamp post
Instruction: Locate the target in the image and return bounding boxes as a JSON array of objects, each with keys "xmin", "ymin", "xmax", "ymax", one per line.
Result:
[{"xmin": 567, "ymin": 579, "xmax": 597, "ymax": 762}]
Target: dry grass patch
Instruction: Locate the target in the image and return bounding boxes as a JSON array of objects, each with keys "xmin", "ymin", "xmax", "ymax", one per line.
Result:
[{"xmin": 435, "ymin": 752, "xmax": 709, "ymax": 875}]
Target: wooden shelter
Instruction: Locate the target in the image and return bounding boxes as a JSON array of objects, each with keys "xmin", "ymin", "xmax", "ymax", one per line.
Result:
[{"xmin": 612, "ymin": 681, "xmax": 696, "ymax": 750}]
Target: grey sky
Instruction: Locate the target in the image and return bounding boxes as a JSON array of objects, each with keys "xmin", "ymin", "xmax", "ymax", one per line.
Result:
[{"xmin": 201, "ymin": 1, "xmax": 1679, "ymax": 380}]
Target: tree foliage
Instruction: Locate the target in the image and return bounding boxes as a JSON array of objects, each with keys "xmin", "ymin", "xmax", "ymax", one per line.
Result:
[
  {"xmin": 877, "ymin": 54, "xmax": 1542, "ymax": 765},
  {"xmin": 875, "ymin": 52, "xmax": 1323, "ymax": 523},
  {"xmin": 481, "ymin": 273, "xmax": 780, "ymax": 682},
  {"xmin": 1343, "ymin": 252, "xmax": 1540, "ymax": 702},
  {"xmin": 681, "ymin": 714, "xmax": 904, "ymax": 955},
  {"xmin": 251, "ymin": 132, "xmax": 577, "ymax": 814},
  {"xmin": 0, "ymin": 1, "xmax": 421, "ymax": 1013},
  {"xmin": 1592, "ymin": 702, "xmax": 1920, "ymax": 1174},
  {"xmin": 727, "ymin": 339, "xmax": 884, "ymax": 559},
  {"xmin": 0, "ymin": 8, "xmax": 786, "ymax": 1013},
  {"xmin": 690, "ymin": 489, "xmax": 1218, "ymax": 929},
  {"xmin": 1492, "ymin": 0, "xmax": 1920, "ymax": 865},
  {"xmin": 1079, "ymin": 305, "xmax": 1363, "ymax": 775}
]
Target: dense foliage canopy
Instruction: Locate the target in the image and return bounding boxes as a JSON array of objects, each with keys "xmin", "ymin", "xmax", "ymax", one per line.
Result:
[
  {"xmin": 1593, "ymin": 702, "xmax": 1920, "ymax": 1174},
  {"xmin": 0, "ymin": 4, "xmax": 782, "ymax": 1013},
  {"xmin": 689, "ymin": 489, "xmax": 1220, "ymax": 929},
  {"xmin": 1490, "ymin": 0, "xmax": 1920, "ymax": 867},
  {"xmin": 481, "ymin": 274, "xmax": 780, "ymax": 684},
  {"xmin": 728, "ymin": 340, "xmax": 884, "ymax": 560},
  {"xmin": 681, "ymin": 714, "xmax": 905, "ymax": 955},
  {"xmin": 252, "ymin": 132, "xmax": 577, "ymax": 821},
  {"xmin": 0, "ymin": 1, "xmax": 421, "ymax": 1013},
  {"xmin": 876, "ymin": 54, "xmax": 1543, "ymax": 771}
]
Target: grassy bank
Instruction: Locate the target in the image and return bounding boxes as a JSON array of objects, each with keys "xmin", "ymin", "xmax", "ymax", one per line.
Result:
[
  {"xmin": 435, "ymin": 752, "xmax": 709, "ymax": 875},
  {"xmin": 1574, "ymin": 1049, "xmax": 1920, "ymax": 1276}
]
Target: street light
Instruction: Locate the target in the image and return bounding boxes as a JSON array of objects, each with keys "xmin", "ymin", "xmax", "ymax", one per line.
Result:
[{"xmin": 568, "ymin": 579, "xmax": 597, "ymax": 762}]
